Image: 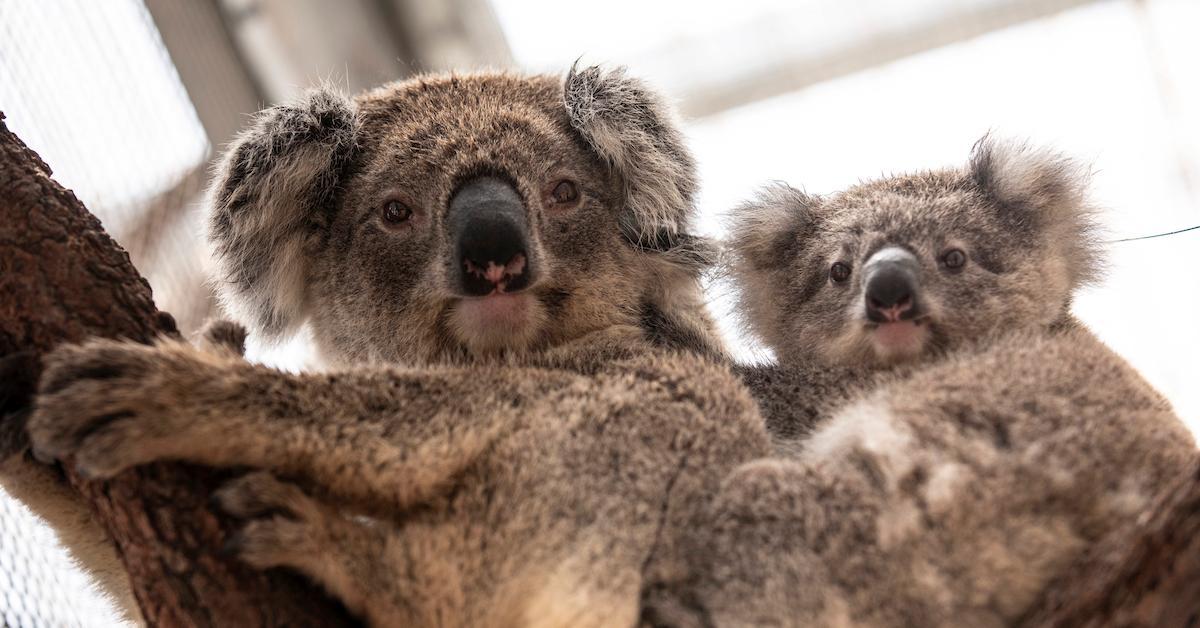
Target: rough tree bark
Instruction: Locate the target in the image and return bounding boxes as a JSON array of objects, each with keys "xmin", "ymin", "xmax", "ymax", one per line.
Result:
[{"xmin": 0, "ymin": 112, "xmax": 357, "ymax": 627}]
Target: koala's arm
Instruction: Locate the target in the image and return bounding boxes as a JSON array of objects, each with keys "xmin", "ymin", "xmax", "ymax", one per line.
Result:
[
  {"xmin": 0, "ymin": 320, "xmax": 250, "ymax": 626},
  {"xmin": 26, "ymin": 337, "xmax": 566, "ymax": 515},
  {"xmin": 704, "ymin": 329, "xmax": 1198, "ymax": 626}
]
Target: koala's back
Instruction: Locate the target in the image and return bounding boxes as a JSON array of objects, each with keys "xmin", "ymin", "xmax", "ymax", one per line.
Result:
[{"xmin": 699, "ymin": 325, "xmax": 1196, "ymax": 627}]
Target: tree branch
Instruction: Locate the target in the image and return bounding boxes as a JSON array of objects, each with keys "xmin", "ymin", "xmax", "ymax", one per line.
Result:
[{"xmin": 0, "ymin": 111, "xmax": 357, "ymax": 627}]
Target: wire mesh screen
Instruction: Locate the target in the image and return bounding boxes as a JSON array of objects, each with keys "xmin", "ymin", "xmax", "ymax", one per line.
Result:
[
  {"xmin": 0, "ymin": 493, "xmax": 124, "ymax": 627},
  {"xmin": 0, "ymin": 0, "xmax": 216, "ymax": 335},
  {"xmin": 0, "ymin": 1, "xmax": 214, "ymax": 625}
]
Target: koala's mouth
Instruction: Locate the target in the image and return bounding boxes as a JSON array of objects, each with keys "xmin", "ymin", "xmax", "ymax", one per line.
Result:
[
  {"xmin": 867, "ymin": 317, "xmax": 931, "ymax": 360},
  {"xmin": 456, "ymin": 292, "xmax": 533, "ymax": 330},
  {"xmin": 448, "ymin": 291, "xmax": 546, "ymax": 356}
]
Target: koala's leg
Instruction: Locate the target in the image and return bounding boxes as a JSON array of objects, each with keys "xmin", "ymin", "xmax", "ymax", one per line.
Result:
[
  {"xmin": 27, "ymin": 337, "xmax": 560, "ymax": 514},
  {"xmin": 214, "ymin": 472, "xmax": 421, "ymax": 626}
]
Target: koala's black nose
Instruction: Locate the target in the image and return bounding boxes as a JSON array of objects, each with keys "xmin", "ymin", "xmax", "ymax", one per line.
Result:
[
  {"xmin": 864, "ymin": 247, "xmax": 922, "ymax": 323},
  {"xmin": 448, "ymin": 177, "xmax": 536, "ymax": 297}
]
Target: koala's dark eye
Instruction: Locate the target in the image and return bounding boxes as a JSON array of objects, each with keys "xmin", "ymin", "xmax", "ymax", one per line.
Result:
[
  {"xmin": 940, "ymin": 248, "xmax": 967, "ymax": 271},
  {"xmin": 549, "ymin": 180, "xmax": 580, "ymax": 206},
  {"xmin": 830, "ymin": 262, "xmax": 852, "ymax": 283},
  {"xmin": 382, "ymin": 200, "xmax": 412, "ymax": 224}
]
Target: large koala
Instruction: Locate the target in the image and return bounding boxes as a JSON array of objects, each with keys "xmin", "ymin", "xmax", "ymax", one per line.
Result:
[
  {"xmin": 25, "ymin": 68, "xmax": 771, "ymax": 626},
  {"xmin": 672, "ymin": 137, "xmax": 1198, "ymax": 626}
]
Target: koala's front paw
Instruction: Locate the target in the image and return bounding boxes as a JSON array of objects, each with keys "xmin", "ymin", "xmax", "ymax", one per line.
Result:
[
  {"xmin": 196, "ymin": 319, "xmax": 249, "ymax": 357},
  {"xmin": 27, "ymin": 338, "xmax": 222, "ymax": 478},
  {"xmin": 215, "ymin": 471, "xmax": 334, "ymax": 570}
]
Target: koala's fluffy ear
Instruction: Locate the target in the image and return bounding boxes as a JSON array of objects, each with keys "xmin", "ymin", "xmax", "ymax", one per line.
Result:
[
  {"xmin": 207, "ymin": 88, "xmax": 358, "ymax": 340},
  {"xmin": 968, "ymin": 135, "xmax": 1103, "ymax": 286},
  {"xmin": 563, "ymin": 64, "xmax": 698, "ymax": 247},
  {"xmin": 726, "ymin": 183, "xmax": 821, "ymax": 271}
]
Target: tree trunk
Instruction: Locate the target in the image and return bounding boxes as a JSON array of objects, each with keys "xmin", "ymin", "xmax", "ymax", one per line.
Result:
[{"xmin": 0, "ymin": 112, "xmax": 357, "ymax": 627}]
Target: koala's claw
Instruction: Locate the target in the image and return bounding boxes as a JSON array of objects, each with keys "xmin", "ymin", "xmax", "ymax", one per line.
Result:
[
  {"xmin": 215, "ymin": 472, "xmax": 328, "ymax": 569},
  {"xmin": 197, "ymin": 319, "xmax": 249, "ymax": 357},
  {"xmin": 225, "ymin": 518, "xmax": 320, "ymax": 569},
  {"xmin": 215, "ymin": 471, "xmax": 317, "ymax": 519},
  {"xmin": 26, "ymin": 338, "xmax": 216, "ymax": 478}
]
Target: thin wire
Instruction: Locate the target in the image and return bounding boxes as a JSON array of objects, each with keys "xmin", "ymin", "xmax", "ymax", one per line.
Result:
[{"xmin": 1109, "ymin": 224, "xmax": 1200, "ymax": 243}]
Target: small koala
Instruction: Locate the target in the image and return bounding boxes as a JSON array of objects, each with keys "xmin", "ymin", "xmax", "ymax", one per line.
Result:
[
  {"xmin": 673, "ymin": 137, "xmax": 1198, "ymax": 626},
  {"xmin": 26, "ymin": 67, "xmax": 771, "ymax": 627},
  {"xmin": 728, "ymin": 138, "xmax": 1108, "ymax": 443}
]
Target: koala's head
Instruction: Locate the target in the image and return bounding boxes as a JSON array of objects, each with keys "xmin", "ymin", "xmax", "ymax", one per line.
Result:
[
  {"xmin": 728, "ymin": 136, "xmax": 1103, "ymax": 368},
  {"xmin": 208, "ymin": 67, "xmax": 716, "ymax": 365}
]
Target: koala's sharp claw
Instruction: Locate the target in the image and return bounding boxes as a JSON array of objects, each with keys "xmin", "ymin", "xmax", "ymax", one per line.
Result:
[
  {"xmin": 72, "ymin": 452, "xmax": 127, "ymax": 480},
  {"xmin": 73, "ymin": 461, "xmax": 101, "ymax": 480},
  {"xmin": 214, "ymin": 471, "xmax": 311, "ymax": 520},
  {"xmin": 31, "ymin": 445, "xmax": 56, "ymax": 465}
]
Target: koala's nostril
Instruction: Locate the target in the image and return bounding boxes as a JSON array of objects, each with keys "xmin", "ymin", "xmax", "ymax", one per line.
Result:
[
  {"xmin": 464, "ymin": 253, "xmax": 526, "ymax": 285},
  {"xmin": 462, "ymin": 251, "xmax": 528, "ymax": 295}
]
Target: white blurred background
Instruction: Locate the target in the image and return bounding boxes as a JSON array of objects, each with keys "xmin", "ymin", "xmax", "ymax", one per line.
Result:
[
  {"xmin": 1, "ymin": 0, "xmax": 1197, "ymax": 624},
  {"xmin": 494, "ymin": 0, "xmax": 1200, "ymax": 429}
]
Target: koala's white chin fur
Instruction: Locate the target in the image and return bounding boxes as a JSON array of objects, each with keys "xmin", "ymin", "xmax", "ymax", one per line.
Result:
[
  {"xmin": 450, "ymin": 293, "xmax": 547, "ymax": 355},
  {"xmin": 826, "ymin": 318, "xmax": 931, "ymax": 367},
  {"xmin": 871, "ymin": 320, "xmax": 929, "ymax": 361}
]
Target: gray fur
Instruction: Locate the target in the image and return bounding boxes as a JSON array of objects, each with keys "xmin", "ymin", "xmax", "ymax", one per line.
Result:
[
  {"xmin": 708, "ymin": 137, "xmax": 1196, "ymax": 626},
  {"xmin": 969, "ymin": 134, "xmax": 1104, "ymax": 289},
  {"xmin": 27, "ymin": 69, "xmax": 758, "ymax": 627},
  {"xmin": 208, "ymin": 88, "xmax": 358, "ymax": 341},
  {"xmin": 563, "ymin": 63, "xmax": 699, "ymax": 245}
]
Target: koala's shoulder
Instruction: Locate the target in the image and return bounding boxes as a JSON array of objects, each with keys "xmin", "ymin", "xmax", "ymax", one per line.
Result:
[{"xmin": 628, "ymin": 352, "xmax": 768, "ymax": 436}]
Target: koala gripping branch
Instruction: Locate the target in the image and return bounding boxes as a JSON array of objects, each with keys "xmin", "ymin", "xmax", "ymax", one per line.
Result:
[
  {"xmin": 3, "ymin": 109, "xmax": 1200, "ymax": 628},
  {"xmin": 0, "ymin": 112, "xmax": 356, "ymax": 627}
]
